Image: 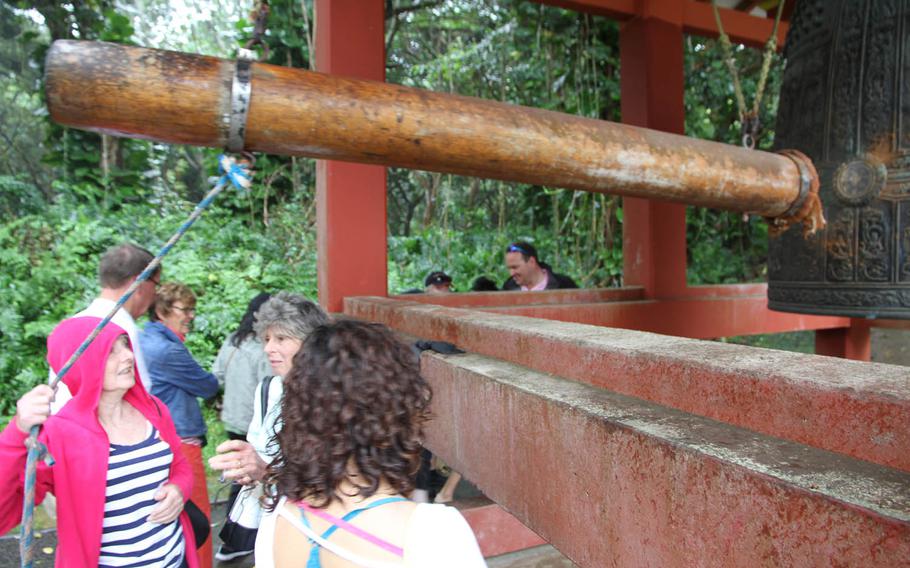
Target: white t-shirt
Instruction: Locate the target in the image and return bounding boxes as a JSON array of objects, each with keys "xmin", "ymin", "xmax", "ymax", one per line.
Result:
[
  {"xmin": 247, "ymin": 375, "xmax": 284, "ymax": 461},
  {"xmin": 50, "ymin": 298, "xmax": 151, "ymax": 412},
  {"xmin": 255, "ymin": 496, "xmax": 487, "ymax": 568}
]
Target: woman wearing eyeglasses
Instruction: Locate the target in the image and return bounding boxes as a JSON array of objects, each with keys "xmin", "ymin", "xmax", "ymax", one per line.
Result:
[{"xmin": 141, "ymin": 282, "xmax": 220, "ymax": 568}]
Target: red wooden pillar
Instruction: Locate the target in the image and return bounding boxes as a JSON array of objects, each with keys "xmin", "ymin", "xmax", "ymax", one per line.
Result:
[
  {"xmin": 815, "ymin": 319, "xmax": 872, "ymax": 361},
  {"xmin": 315, "ymin": 0, "xmax": 387, "ymax": 312},
  {"xmin": 619, "ymin": 1, "xmax": 688, "ymax": 299}
]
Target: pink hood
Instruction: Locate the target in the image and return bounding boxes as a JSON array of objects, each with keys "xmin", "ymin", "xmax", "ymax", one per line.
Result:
[
  {"xmin": 47, "ymin": 317, "xmax": 157, "ymax": 422},
  {"xmin": 0, "ymin": 317, "xmax": 199, "ymax": 567}
]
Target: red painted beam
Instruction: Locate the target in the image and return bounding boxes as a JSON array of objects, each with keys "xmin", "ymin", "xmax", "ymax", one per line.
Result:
[
  {"xmin": 346, "ymin": 296, "xmax": 910, "ymax": 472},
  {"xmin": 423, "ymin": 352, "xmax": 910, "ymax": 567},
  {"xmin": 458, "ymin": 504, "xmax": 546, "ymax": 558},
  {"xmin": 393, "ymin": 283, "xmax": 765, "ymax": 309},
  {"xmin": 529, "ymin": 0, "xmax": 638, "ymax": 20},
  {"xmin": 532, "ymin": 0, "xmax": 789, "ymax": 49},
  {"xmin": 479, "ymin": 294, "xmax": 848, "ymax": 338},
  {"xmin": 392, "ymin": 286, "xmax": 644, "ymax": 308},
  {"xmin": 314, "ymin": 0, "xmax": 388, "ymax": 312},
  {"xmin": 683, "ymin": 0, "xmax": 788, "ymax": 49},
  {"xmin": 870, "ymin": 319, "xmax": 910, "ymax": 330},
  {"xmin": 680, "ymin": 282, "xmax": 768, "ymax": 297}
]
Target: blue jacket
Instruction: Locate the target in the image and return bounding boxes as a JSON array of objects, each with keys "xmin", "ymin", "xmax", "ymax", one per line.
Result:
[{"xmin": 140, "ymin": 321, "xmax": 219, "ymax": 439}]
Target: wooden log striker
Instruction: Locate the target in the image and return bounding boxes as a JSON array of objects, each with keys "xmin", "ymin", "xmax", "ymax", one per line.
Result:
[{"xmin": 44, "ymin": 40, "xmax": 821, "ymax": 229}]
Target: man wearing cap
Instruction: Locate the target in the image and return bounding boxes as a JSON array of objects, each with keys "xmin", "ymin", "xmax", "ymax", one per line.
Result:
[
  {"xmin": 502, "ymin": 241, "xmax": 578, "ymax": 291},
  {"xmin": 424, "ymin": 271, "xmax": 454, "ymax": 294}
]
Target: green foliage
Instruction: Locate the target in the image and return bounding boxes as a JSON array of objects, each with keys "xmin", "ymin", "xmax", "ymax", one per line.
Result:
[
  {"xmin": 0, "ymin": 191, "xmax": 317, "ymax": 415},
  {"xmin": 686, "ymin": 209, "xmax": 769, "ymax": 284},
  {"xmin": 721, "ymin": 331, "xmax": 814, "ymax": 354},
  {"xmin": 388, "ymin": 218, "xmax": 623, "ymax": 293},
  {"xmin": 684, "ymin": 35, "xmax": 783, "ymax": 284}
]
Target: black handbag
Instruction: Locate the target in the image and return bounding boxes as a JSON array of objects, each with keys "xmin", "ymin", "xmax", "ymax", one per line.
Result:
[
  {"xmin": 184, "ymin": 498, "xmax": 211, "ymax": 549},
  {"xmin": 217, "ymin": 376, "xmax": 275, "ymax": 553}
]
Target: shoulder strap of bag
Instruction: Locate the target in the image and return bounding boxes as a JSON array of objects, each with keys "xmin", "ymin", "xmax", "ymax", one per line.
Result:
[{"xmin": 260, "ymin": 375, "xmax": 275, "ymax": 425}]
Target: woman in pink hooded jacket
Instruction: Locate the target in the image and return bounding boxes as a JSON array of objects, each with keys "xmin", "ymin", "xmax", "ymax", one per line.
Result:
[{"xmin": 0, "ymin": 317, "xmax": 200, "ymax": 568}]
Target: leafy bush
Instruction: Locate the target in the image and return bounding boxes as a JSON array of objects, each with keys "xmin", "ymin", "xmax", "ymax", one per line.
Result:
[
  {"xmin": 388, "ymin": 223, "xmax": 622, "ymax": 293},
  {"xmin": 0, "ymin": 193, "xmax": 317, "ymax": 415}
]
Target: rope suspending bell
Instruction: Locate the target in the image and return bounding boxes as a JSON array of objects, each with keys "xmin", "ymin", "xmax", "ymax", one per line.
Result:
[
  {"xmin": 19, "ymin": 154, "xmax": 252, "ymax": 568},
  {"xmin": 711, "ymin": 0, "xmax": 786, "ymax": 150}
]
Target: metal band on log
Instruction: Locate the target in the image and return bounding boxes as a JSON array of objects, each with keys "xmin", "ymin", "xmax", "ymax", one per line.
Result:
[{"xmin": 44, "ymin": 40, "xmax": 822, "ymax": 231}]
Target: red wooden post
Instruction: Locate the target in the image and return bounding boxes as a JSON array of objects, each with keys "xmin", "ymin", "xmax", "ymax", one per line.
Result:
[
  {"xmin": 315, "ymin": 0, "xmax": 387, "ymax": 312},
  {"xmin": 815, "ymin": 319, "xmax": 872, "ymax": 361},
  {"xmin": 619, "ymin": 2, "xmax": 688, "ymax": 299}
]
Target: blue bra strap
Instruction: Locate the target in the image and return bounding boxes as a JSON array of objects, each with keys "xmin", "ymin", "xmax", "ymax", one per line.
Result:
[
  {"xmin": 302, "ymin": 496, "xmax": 409, "ymax": 568},
  {"xmin": 321, "ymin": 497, "xmax": 408, "ymax": 539}
]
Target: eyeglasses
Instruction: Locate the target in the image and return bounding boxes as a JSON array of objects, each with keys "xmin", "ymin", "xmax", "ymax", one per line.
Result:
[
  {"xmin": 172, "ymin": 305, "xmax": 196, "ymax": 315},
  {"xmin": 149, "ymin": 276, "xmax": 160, "ymax": 288},
  {"xmin": 507, "ymin": 244, "xmax": 528, "ymax": 255}
]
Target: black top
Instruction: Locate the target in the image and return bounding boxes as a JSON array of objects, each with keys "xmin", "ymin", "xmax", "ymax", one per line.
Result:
[{"xmin": 501, "ymin": 263, "xmax": 578, "ymax": 291}]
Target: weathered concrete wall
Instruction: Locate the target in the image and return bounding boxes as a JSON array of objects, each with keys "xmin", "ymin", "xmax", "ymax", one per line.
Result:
[
  {"xmin": 347, "ymin": 297, "xmax": 910, "ymax": 472},
  {"xmin": 477, "ymin": 295, "xmax": 848, "ymax": 338},
  {"xmin": 422, "ymin": 352, "xmax": 910, "ymax": 568},
  {"xmin": 392, "ymin": 287, "xmax": 644, "ymax": 308}
]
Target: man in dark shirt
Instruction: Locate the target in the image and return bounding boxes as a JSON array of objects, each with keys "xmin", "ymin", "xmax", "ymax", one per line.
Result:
[{"xmin": 502, "ymin": 241, "xmax": 578, "ymax": 291}]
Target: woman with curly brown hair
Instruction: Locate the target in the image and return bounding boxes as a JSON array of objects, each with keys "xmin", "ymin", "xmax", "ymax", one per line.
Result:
[{"xmin": 256, "ymin": 320, "xmax": 486, "ymax": 568}]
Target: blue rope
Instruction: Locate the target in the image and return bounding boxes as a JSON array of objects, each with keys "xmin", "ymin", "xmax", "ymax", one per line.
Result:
[{"xmin": 19, "ymin": 154, "xmax": 251, "ymax": 568}]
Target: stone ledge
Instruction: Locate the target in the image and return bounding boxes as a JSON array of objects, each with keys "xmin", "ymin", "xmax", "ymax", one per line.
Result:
[
  {"xmin": 346, "ymin": 296, "xmax": 910, "ymax": 472},
  {"xmin": 421, "ymin": 351, "xmax": 910, "ymax": 567}
]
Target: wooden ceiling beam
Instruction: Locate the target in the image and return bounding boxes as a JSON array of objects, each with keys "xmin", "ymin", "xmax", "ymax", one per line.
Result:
[
  {"xmin": 683, "ymin": 0, "xmax": 787, "ymax": 48},
  {"xmin": 527, "ymin": 0, "xmax": 638, "ymax": 21},
  {"xmin": 530, "ymin": 0, "xmax": 789, "ymax": 49}
]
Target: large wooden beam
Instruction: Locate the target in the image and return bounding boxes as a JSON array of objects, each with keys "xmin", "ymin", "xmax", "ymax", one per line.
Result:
[{"xmin": 44, "ymin": 40, "xmax": 817, "ymax": 223}]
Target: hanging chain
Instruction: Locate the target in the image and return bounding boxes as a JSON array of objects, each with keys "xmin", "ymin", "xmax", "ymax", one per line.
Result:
[{"xmin": 712, "ymin": 0, "xmax": 786, "ymax": 149}]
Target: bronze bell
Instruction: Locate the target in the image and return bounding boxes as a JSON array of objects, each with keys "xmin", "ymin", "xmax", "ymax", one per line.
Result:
[{"xmin": 769, "ymin": 0, "xmax": 910, "ymax": 318}]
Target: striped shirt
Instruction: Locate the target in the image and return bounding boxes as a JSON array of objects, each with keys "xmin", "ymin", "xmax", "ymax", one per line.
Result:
[{"xmin": 99, "ymin": 423, "xmax": 186, "ymax": 568}]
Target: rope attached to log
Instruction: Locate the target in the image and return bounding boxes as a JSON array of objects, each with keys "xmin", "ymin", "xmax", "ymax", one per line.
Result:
[
  {"xmin": 19, "ymin": 154, "xmax": 252, "ymax": 568},
  {"xmin": 767, "ymin": 149, "xmax": 825, "ymax": 237}
]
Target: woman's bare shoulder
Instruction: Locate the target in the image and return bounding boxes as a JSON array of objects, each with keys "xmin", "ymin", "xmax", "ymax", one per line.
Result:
[{"xmin": 273, "ymin": 500, "xmax": 314, "ymax": 566}]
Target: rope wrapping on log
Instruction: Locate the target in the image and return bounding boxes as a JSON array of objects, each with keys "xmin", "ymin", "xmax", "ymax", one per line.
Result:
[{"xmin": 767, "ymin": 149, "xmax": 825, "ymax": 238}]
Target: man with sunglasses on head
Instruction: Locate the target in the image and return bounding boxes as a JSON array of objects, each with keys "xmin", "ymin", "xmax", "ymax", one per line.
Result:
[
  {"xmin": 503, "ymin": 241, "xmax": 578, "ymax": 292},
  {"xmin": 50, "ymin": 243, "xmax": 161, "ymax": 412}
]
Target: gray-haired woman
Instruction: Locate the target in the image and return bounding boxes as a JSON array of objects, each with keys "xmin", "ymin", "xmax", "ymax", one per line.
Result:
[{"xmin": 209, "ymin": 292, "xmax": 328, "ymax": 559}]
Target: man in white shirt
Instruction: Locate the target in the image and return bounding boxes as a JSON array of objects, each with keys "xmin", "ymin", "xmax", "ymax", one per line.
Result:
[{"xmin": 50, "ymin": 243, "xmax": 161, "ymax": 411}]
